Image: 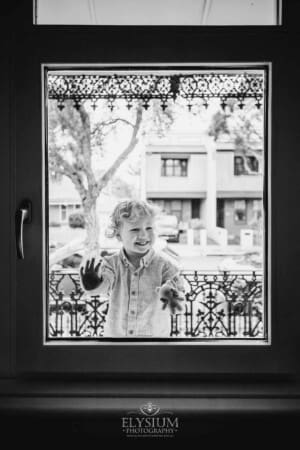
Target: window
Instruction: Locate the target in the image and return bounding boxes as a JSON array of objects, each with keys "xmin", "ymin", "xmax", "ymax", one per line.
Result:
[
  {"xmin": 46, "ymin": 67, "xmax": 266, "ymax": 342},
  {"xmin": 246, "ymin": 155, "xmax": 259, "ymax": 172},
  {"xmin": 161, "ymin": 158, "xmax": 188, "ymax": 176},
  {"xmin": 234, "ymin": 155, "xmax": 260, "ymax": 175},
  {"xmin": 7, "ymin": 1, "xmax": 298, "ymax": 378},
  {"xmin": 234, "ymin": 200, "xmax": 247, "ymax": 224},
  {"xmin": 35, "ymin": 0, "xmax": 281, "ymax": 25},
  {"xmin": 234, "ymin": 156, "xmax": 245, "ymax": 175}
]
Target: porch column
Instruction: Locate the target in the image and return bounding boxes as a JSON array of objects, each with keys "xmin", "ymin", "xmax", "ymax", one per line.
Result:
[
  {"xmin": 203, "ymin": 135, "xmax": 217, "ymax": 232},
  {"xmin": 139, "ymin": 144, "xmax": 146, "ymax": 200}
]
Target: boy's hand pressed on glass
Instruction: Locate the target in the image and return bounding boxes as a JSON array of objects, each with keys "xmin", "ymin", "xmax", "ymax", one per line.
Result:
[
  {"xmin": 159, "ymin": 280, "xmax": 185, "ymax": 315},
  {"xmin": 80, "ymin": 258, "xmax": 102, "ymax": 290}
]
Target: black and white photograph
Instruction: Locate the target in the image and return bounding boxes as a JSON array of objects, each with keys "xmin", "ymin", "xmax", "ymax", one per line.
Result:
[
  {"xmin": 47, "ymin": 68, "xmax": 265, "ymax": 341},
  {"xmin": 0, "ymin": 0, "xmax": 299, "ymax": 444}
]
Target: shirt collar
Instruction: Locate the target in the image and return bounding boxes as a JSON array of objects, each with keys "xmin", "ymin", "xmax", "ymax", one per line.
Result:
[{"xmin": 120, "ymin": 247, "xmax": 155, "ymax": 269}]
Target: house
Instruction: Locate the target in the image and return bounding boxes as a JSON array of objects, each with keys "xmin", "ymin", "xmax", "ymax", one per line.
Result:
[
  {"xmin": 145, "ymin": 132, "xmax": 207, "ymax": 225},
  {"xmin": 49, "ymin": 177, "xmax": 82, "ymax": 225},
  {"xmin": 48, "ymin": 176, "xmax": 137, "ymax": 243},
  {"xmin": 146, "ymin": 132, "xmax": 263, "ymax": 244}
]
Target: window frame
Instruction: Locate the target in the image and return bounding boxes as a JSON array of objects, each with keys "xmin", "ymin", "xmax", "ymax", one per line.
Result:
[
  {"xmin": 234, "ymin": 155, "xmax": 246, "ymax": 175},
  {"xmin": 234, "ymin": 155, "xmax": 260, "ymax": 175},
  {"xmin": 161, "ymin": 158, "xmax": 188, "ymax": 177},
  {"xmin": 8, "ymin": 1, "xmax": 299, "ymax": 377}
]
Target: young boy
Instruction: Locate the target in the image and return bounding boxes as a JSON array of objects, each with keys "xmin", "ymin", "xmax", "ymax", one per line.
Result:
[{"xmin": 80, "ymin": 200, "xmax": 185, "ymax": 338}]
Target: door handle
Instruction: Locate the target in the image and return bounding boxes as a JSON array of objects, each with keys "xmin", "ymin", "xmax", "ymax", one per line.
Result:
[{"xmin": 15, "ymin": 200, "xmax": 32, "ymax": 259}]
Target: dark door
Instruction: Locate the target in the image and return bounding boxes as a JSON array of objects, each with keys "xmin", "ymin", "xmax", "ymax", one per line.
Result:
[
  {"xmin": 191, "ymin": 199, "xmax": 200, "ymax": 219},
  {"xmin": 217, "ymin": 199, "xmax": 224, "ymax": 227}
]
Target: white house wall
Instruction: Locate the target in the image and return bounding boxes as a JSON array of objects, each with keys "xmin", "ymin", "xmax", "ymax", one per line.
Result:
[
  {"xmin": 146, "ymin": 153, "xmax": 207, "ymax": 196},
  {"xmin": 216, "ymin": 149, "xmax": 263, "ymax": 196}
]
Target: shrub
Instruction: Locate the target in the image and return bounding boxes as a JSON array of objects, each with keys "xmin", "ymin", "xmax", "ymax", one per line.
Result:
[{"xmin": 68, "ymin": 213, "xmax": 85, "ymax": 229}]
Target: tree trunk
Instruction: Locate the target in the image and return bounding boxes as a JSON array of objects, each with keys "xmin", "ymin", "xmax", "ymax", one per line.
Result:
[{"xmin": 83, "ymin": 197, "xmax": 100, "ymax": 256}]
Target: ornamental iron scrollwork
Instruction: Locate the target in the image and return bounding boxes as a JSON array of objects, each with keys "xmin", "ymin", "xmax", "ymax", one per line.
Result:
[
  {"xmin": 48, "ymin": 72, "xmax": 264, "ymax": 111},
  {"xmin": 49, "ymin": 270, "xmax": 109, "ymax": 337},
  {"xmin": 48, "ymin": 270, "xmax": 264, "ymax": 339},
  {"xmin": 174, "ymin": 271, "xmax": 263, "ymax": 338}
]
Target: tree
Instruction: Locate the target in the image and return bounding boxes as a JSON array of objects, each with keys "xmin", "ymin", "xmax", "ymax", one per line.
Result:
[
  {"xmin": 208, "ymin": 99, "xmax": 263, "ymax": 174},
  {"xmin": 48, "ymin": 99, "xmax": 174, "ymax": 263},
  {"xmin": 110, "ymin": 176, "xmax": 137, "ymax": 198}
]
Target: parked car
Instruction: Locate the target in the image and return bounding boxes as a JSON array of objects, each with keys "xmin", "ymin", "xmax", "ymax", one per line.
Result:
[{"xmin": 155, "ymin": 214, "xmax": 180, "ymax": 243}]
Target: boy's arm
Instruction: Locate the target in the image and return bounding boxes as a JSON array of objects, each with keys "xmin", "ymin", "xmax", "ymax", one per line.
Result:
[{"xmin": 79, "ymin": 257, "xmax": 114, "ymax": 295}]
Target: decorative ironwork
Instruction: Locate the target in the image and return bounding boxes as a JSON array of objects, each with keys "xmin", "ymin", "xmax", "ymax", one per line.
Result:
[
  {"xmin": 49, "ymin": 270, "xmax": 108, "ymax": 337},
  {"xmin": 175, "ymin": 271, "xmax": 263, "ymax": 338},
  {"xmin": 48, "ymin": 72, "xmax": 264, "ymax": 111},
  {"xmin": 48, "ymin": 270, "xmax": 264, "ymax": 339}
]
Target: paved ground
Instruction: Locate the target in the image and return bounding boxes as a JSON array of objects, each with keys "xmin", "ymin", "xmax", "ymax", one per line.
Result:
[
  {"xmin": 167, "ymin": 243, "xmax": 261, "ymax": 270},
  {"xmin": 49, "ymin": 226, "xmax": 262, "ymax": 271}
]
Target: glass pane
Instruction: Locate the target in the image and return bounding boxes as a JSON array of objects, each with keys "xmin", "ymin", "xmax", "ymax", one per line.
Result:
[
  {"xmin": 46, "ymin": 67, "xmax": 267, "ymax": 341},
  {"xmin": 36, "ymin": 0, "xmax": 280, "ymax": 25}
]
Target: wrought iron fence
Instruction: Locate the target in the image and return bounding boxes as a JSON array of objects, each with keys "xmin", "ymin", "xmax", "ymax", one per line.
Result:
[{"xmin": 48, "ymin": 270, "xmax": 263, "ymax": 339}]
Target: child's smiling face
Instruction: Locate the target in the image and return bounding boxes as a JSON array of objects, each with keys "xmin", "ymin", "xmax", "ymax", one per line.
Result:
[{"xmin": 117, "ymin": 215, "xmax": 156, "ymax": 256}]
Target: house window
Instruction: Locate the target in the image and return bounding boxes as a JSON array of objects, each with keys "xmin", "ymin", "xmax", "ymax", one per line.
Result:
[
  {"xmin": 246, "ymin": 156, "xmax": 259, "ymax": 172},
  {"xmin": 234, "ymin": 155, "xmax": 260, "ymax": 175},
  {"xmin": 234, "ymin": 156, "xmax": 245, "ymax": 175},
  {"xmin": 234, "ymin": 200, "xmax": 247, "ymax": 224},
  {"xmin": 161, "ymin": 158, "xmax": 188, "ymax": 177}
]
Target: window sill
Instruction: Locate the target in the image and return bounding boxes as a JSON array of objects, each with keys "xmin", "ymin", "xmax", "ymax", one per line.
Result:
[
  {"xmin": 0, "ymin": 378, "xmax": 299, "ymax": 441},
  {"xmin": 1, "ymin": 378, "xmax": 300, "ymax": 408}
]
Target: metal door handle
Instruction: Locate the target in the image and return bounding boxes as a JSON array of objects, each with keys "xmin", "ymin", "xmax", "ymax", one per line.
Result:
[{"xmin": 15, "ymin": 200, "xmax": 32, "ymax": 259}]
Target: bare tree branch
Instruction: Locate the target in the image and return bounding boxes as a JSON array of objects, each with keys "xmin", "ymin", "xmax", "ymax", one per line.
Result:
[
  {"xmin": 51, "ymin": 153, "xmax": 88, "ymax": 201},
  {"xmin": 96, "ymin": 107, "xmax": 143, "ymax": 194},
  {"xmin": 91, "ymin": 117, "xmax": 134, "ymax": 135}
]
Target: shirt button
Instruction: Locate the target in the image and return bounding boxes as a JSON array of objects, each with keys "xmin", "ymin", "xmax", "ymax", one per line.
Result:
[
  {"xmin": 131, "ymin": 290, "xmax": 136, "ymax": 295},
  {"xmin": 129, "ymin": 330, "xmax": 134, "ymax": 335},
  {"xmin": 130, "ymin": 310, "xmax": 135, "ymax": 315}
]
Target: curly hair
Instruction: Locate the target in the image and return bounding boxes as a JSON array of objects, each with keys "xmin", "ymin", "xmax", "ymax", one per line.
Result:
[{"xmin": 105, "ymin": 199, "xmax": 160, "ymax": 239}]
